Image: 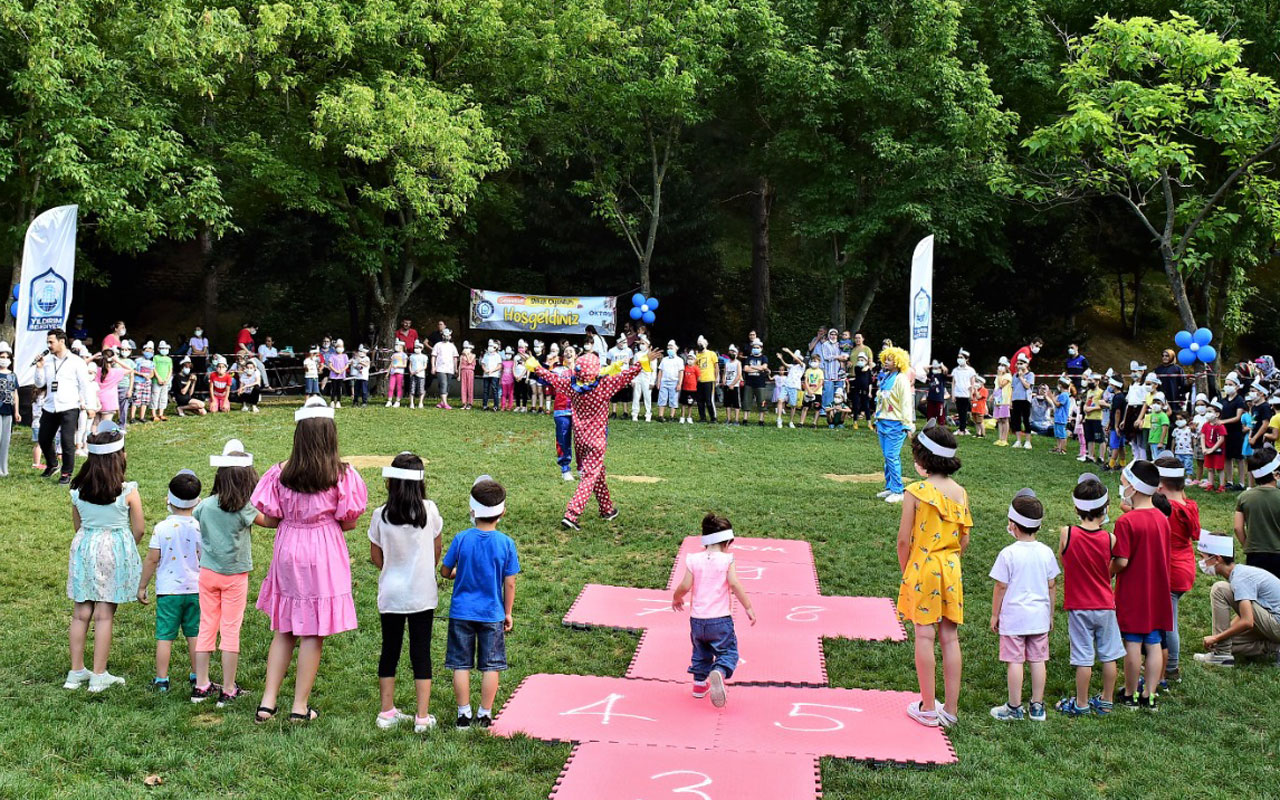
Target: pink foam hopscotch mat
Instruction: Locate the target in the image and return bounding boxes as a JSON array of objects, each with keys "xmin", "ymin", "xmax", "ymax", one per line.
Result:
[{"xmin": 492, "ymin": 536, "xmax": 955, "ymax": 798}]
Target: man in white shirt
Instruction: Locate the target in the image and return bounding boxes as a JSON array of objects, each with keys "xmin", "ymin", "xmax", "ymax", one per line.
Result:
[
  {"xmin": 33, "ymin": 329, "xmax": 92, "ymax": 483},
  {"xmin": 431, "ymin": 329, "xmax": 459, "ymax": 409},
  {"xmin": 951, "ymin": 349, "xmax": 977, "ymax": 435},
  {"xmin": 257, "ymin": 336, "xmax": 278, "ymax": 362}
]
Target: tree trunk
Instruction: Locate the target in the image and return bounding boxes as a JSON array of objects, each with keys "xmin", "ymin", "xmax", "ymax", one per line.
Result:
[
  {"xmin": 1131, "ymin": 269, "xmax": 1142, "ymax": 339},
  {"xmin": 1160, "ymin": 247, "xmax": 1197, "ymax": 331},
  {"xmin": 1117, "ymin": 270, "xmax": 1128, "ymax": 328},
  {"xmin": 199, "ymin": 227, "xmax": 231, "ymax": 344},
  {"xmin": 830, "ymin": 278, "xmax": 846, "ymax": 331},
  {"xmin": 848, "ymin": 265, "xmax": 884, "ymax": 335},
  {"xmin": 2, "ymin": 249, "xmax": 19, "ymax": 344},
  {"xmin": 346, "ymin": 291, "xmax": 361, "ymax": 345},
  {"xmin": 750, "ymin": 175, "xmax": 773, "ymax": 341}
]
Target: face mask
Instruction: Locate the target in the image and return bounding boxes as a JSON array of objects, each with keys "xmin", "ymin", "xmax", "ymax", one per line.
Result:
[
  {"xmin": 667, "ymin": 348, "xmax": 676, "ymax": 356},
  {"xmin": 1224, "ymin": 385, "xmax": 1237, "ymax": 395},
  {"xmin": 751, "ymin": 347, "xmax": 762, "ymax": 356},
  {"xmin": 1195, "ymin": 405, "xmax": 1206, "ymax": 415},
  {"xmin": 0, "ymin": 357, "xmax": 9, "ymax": 369},
  {"xmin": 194, "ymin": 330, "xmax": 202, "ymax": 337},
  {"xmin": 1131, "ymin": 372, "xmax": 1141, "ymax": 381},
  {"xmin": 1248, "ymin": 393, "xmax": 1259, "ymax": 403},
  {"xmin": 1007, "ymin": 523, "xmax": 1019, "ymax": 540},
  {"xmin": 1198, "ymin": 558, "xmax": 1216, "ymax": 576},
  {"xmin": 1068, "ymin": 348, "xmax": 1077, "ymax": 356},
  {"xmin": 956, "ymin": 358, "xmax": 966, "ymax": 367},
  {"xmin": 159, "ymin": 347, "xmax": 169, "ymax": 355},
  {"xmin": 1150, "ymin": 404, "xmax": 1161, "ymax": 412},
  {"xmin": 1207, "ymin": 411, "xmax": 1218, "ymax": 421},
  {"xmin": 143, "ymin": 351, "xmax": 153, "ymax": 359},
  {"xmin": 810, "ymin": 362, "xmax": 820, "ymax": 369},
  {"xmin": 1176, "ymin": 419, "xmax": 1187, "ymax": 428},
  {"xmin": 181, "ymin": 367, "xmax": 191, "ymax": 375},
  {"xmin": 1031, "ymin": 346, "xmax": 1040, "ymax": 354},
  {"xmin": 336, "ymin": 346, "xmax": 345, "ymax": 354},
  {"xmin": 488, "ymin": 345, "xmax": 497, "ymax": 352}
]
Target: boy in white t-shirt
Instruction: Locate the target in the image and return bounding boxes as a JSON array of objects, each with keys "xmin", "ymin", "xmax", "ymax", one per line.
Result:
[
  {"xmin": 137, "ymin": 470, "xmax": 204, "ymax": 692},
  {"xmin": 989, "ymin": 489, "xmax": 1060, "ymax": 722},
  {"xmin": 352, "ymin": 345, "xmax": 372, "ymax": 406},
  {"xmin": 777, "ymin": 348, "xmax": 806, "ymax": 429},
  {"xmin": 431, "ymin": 329, "xmax": 459, "ymax": 409},
  {"xmin": 656, "ymin": 341, "xmax": 684, "ymax": 422},
  {"xmin": 408, "ymin": 342, "xmax": 429, "ymax": 409}
]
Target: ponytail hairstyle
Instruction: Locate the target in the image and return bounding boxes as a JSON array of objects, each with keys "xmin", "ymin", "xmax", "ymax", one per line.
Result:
[
  {"xmin": 702, "ymin": 512, "xmax": 732, "ymax": 539},
  {"xmin": 382, "ymin": 452, "xmax": 428, "ymax": 528}
]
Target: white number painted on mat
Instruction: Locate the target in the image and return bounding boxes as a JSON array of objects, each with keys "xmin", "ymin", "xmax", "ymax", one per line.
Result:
[
  {"xmin": 635, "ymin": 598, "xmax": 674, "ymax": 617},
  {"xmin": 736, "ymin": 566, "xmax": 765, "ymax": 581},
  {"xmin": 560, "ymin": 693, "xmax": 656, "ymax": 726},
  {"xmin": 642, "ymin": 770, "xmax": 713, "ymax": 800},
  {"xmin": 785, "ymin": 605, "xmax": 826, "ymax": 622},
  {"xmin": 734, "ymin": 545, "xmax": 786, "ymax": 553},
  {"xmin": 772, "ymin": 702, "xmax": 863, "ymax": 732}
]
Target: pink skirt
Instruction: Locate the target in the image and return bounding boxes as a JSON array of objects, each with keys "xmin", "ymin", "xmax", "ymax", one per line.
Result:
[
  {"xmin": 256, "ymin": 520, "xmax": 357, "ymax": 636},
  {"xmin": 993, "ymin": 404, "xmax": 1010, "ymax": 420}
]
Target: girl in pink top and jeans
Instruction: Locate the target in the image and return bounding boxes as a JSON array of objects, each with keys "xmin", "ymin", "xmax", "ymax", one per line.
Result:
[{"xmin": 671, "ymin": 513, "xmax": 756, "ymax": 708}]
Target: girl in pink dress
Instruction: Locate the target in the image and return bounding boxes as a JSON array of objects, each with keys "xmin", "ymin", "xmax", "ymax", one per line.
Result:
[
  {"xmin": 95, "ymin": 349, "xmax": 126, "ymax": 425},
  {"xmin": 252, "ymin": 399, "xmax": 368, "ymax": 723}
]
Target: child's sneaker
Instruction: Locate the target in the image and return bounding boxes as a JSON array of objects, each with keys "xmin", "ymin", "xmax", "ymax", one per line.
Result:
[
  {"xmin": 474, "ymin": 714, "xmax": 493, "ymax": 730},
  {"xmin": 88, "ymin": 671, "xmax": 126, "ymax": 693},
  {"xmin": 933, "ymin": 702, "xmax": 958, "ymax": 728},
  {"xmin": 1028, "ymin": 701, "xmax": 1047, "ymax": 722},
  {"xmin": 989, "ymin": 703, "xmax": 1025, "ymax": 721},
  {"xmin": 414, "ymin": 714, "xmax": 437, "ymax": 733},
  {"xmin": 190, "ymin": 682, "xmax": 221, "ymax": 703},
  {"xmin": 1165, "ymin": 667, "xmax": 1182, "ymax": 683},
  {"xmin": 562, "ymin": 471, "xmax": 575, "ymax": 482},
  {"xmin": 1088, "ymin": 695, "xmax": 1113, "ymax": 716},
  {"xmin": 1054, "ymin": 697, "xmax": 1092, "ymax": 716},
  {"xmin": 708, "ymin": 670, "xmax": 728, "ymax": 708},
  {"xmin": 63, "ymin": 668, "xmax": 91, "ymax": 690},
  {"xmin": 1194, "ymin": 652, "xmax": 1235, "ymax": 668},
  {"xmin": 600, "ymin": 508, "xmax": 620, "ymax": 521},
  {"xmin": 906, "ymin": 700, "xmax": 940, "ymax": 727},
  {"xmin": 560, "ymin": 516, "xmax": 581, "ymax": 531},
  {"xmin": 692, "ymin": 681, "xmax": 709, "ymax": 699},
  {"xmin": 376, "ymin": 708, "xmax": 413, "ymax": 729},
  {"xmin": 1118, "ymin": 692, "xmax": 1140, "ymax": 710},
  {"xmin": 455, "ymin": 713, "xmax": 473, "ymax": 731},
  {"xmin": 884, "ymin": 493, "xmax": 904, "ymax": 503},
  {"xmin": 152, "ymin": 677, "xmax": 170, "ymax": 693},
  {"xmin": 216, "ymin": 684, "xmax": 247, "ymax": 708},
  {"xmin": 1137, "ymin": 694, "xmax": 1158, "ymax": 712}
]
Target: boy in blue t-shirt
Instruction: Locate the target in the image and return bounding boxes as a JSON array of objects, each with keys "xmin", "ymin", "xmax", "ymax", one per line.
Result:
[
  {"xmin": 1051, "ymin": 377, "xmax": 1072, "ymax": 454},
  {"xmin": 441, "ymin": 475, "xmax": 520, "ymax": 730}
]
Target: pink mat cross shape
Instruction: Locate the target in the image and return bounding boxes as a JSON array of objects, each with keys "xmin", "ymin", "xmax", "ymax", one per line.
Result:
[{"xmin": 492, "ymin": 536, "xmax": 956, "ymax": 799}]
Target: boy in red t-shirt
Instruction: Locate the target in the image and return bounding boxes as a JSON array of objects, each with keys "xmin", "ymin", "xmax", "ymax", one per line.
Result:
[
  {"xmin": 1155, "ymin": 454, "xmax": 1199, "ymax": 684},
  {"xmin": 208, "ymin": 362, "xmax": 232, "ymax": 413},
  {"xmin": 679, "ymin": 354, "xmax": 699, "ymax": 424},
  {"xmin": 1112, "ymin": 460, "xmax": 1172, "ymax": 711},
  {"xmin": 1056, "ymin": 474, "xmax": 1124, "ymax": 716},
  {"xmin": 1202, "ymin": 401, "xmax": 1228, "ymax": 491}
]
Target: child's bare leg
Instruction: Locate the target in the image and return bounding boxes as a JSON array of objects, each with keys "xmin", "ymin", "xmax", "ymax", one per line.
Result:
[
  {"xmin": 1101, "ymin": 659, "xmax": 1118, "ymax": 702},
  {"xmin": 480, "ymin": 670, "xmax": 501, "ymax": 713},
  {"xmin": 1029, "ymin": 660, "xmax": 1046, "ymax": 704},
  {"xmin": 69, "ymin": 602, "xmax": 93, "ymax": 672},
  {"xmin": 452, "ymin": 669, "xmax": 471, "ymax": 708},
  {"xmin": 379, "ymin": 676, "xmax": 397, "ymax": 713},
  {"xmin": 1074, "ymin": 666, "xmax": 1092, "ymax": 708},
  {"xmin": 415, "ymin": 678, "xmax": 432, "ymax": 719},
  {"xmin": 1007, "ymin": 661, "xmax": 1024, "ymax": 707},
  {"xmin": 91, "ymin": 602, "xmax": 117, "ymax": 673},
  {"xmin": 194, "ymin": 651, "xmax": 212, "ymax": 687},
  {"xmin": 155, "ymin": 640, "xmax": 173, "ymax": 679},
  {"xmin": 913, "ymin": 623, "xmax": 937, "ymax": 710},
  {"xmin": 259, "ymin": 631, "xmax": 296, "ymax": 715},
  {"xmin": 1123, "ymin": 641, "xmax": 1142, "ymax": 696},
  {"xmin": 939, "ymin": 619, "xmax": 961, "ymax": 716},
  {"xmin": 222, "ymin": 650, "xmax": 240, "ymax": 689},
  {"xmin": 1141, "ymin": 642, "xmax": 1161, "ymax": 698},
  {"xmin": 291, "ymin": 635, "xmax": 324, "ymax": 715}
]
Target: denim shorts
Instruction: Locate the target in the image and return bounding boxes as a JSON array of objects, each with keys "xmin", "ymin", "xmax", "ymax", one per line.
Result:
[
  {"xmin": 305, "ymin": 378, "xmax": 320, "ymax": 395},
  {"xmin": 1121, "ymin": 629, "xmax": 1164, "ymax": 645},
  {"xmin": 1067, "ymin": 609, "xmax": 1125, "ymax": 666},
  {"xmin": 1054, "ymin": 422, "xmax": 1068, "ymax": 439},
  {"xmin": 445, "ymin": 618, "xmax": 508, "ymax": 672}
]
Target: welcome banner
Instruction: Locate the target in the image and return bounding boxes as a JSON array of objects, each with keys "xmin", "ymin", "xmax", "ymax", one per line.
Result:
[
  {"xmin": 908, "ymin": 235, "xmax": 933, "ymax": 379},
  {"xmin": 469, "ymin": 289, "xmax": 616, "ymax": 335}
]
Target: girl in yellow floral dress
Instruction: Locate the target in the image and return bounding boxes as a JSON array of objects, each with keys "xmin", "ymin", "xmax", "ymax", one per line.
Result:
[{"xmin": 897, "ymin": 422, "xmax": 971, "ymax": 728}]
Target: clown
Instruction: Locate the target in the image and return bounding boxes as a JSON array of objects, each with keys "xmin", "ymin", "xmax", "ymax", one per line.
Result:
[
  {"xmin": 526, "ymin": 344, "xmax": 659, "ymax": 529},
  {"xmin": 872, "ymin": 346, "xmax": 914, "ymax": 503}
]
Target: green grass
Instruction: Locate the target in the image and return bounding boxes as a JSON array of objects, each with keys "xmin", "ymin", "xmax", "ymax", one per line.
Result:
[{"xmin": 2, "ymin": 406, "xmax": 1277, "ymax": 799}]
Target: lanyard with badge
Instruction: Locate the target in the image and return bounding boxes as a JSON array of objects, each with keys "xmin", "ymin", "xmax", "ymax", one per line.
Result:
[{"xmin": 49, "ymin": 354, "xmax": 71, "ymax": 394}]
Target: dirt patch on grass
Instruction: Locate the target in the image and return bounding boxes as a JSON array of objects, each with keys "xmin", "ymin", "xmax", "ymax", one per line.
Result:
[
  {"xmin": 344, "ymin": 455, "xmax": 429, "ymax": 469},
  {"xmin": 822, "ymin": 473, "xmax": 883, "ymax": 483},
  {"xmin": 613, "ymin": 475, "xmax": 663, "ymax": 483}
]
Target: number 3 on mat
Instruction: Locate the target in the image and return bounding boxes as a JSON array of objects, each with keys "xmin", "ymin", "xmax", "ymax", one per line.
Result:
[
  {"xmin": 773, "ymin": 702, "xmax": 863, "ymax": 732},
  {"xmin": 643, "ymin": 770, "xmax": 712, "ymax": 800}
]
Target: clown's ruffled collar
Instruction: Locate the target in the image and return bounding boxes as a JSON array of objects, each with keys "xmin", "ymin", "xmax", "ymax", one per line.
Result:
[{"xmin": 570, "ymin": 376, "xmax": 601, "ymax": 394}]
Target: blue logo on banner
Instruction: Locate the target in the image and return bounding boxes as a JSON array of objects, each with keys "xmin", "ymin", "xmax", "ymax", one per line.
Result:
[
  {"xmin": 912, "ymin": 288, "xmax": 931, "ymax": 340},
  {"xmin": 476, "ymin": 300, "xmax": 495, "ymax": 320},
  {"xmin": 27, "ymin": 268, "xmax": 67, "ymax": 332}
]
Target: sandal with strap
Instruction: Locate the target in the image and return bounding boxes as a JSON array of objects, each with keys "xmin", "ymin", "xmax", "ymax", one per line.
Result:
[
  {"xmin": 288, "ymin": 707, "xmax": 319, "ymax": 723},
  {"xmin": 254, "ymin": 705, "xmax": 277, "ymax": 724}
]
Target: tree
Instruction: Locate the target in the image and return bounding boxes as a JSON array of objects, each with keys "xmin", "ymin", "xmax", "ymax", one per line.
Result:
[{"xmin": 1010, "ymin": 13, "xmax": 1280, "ymax": 332}]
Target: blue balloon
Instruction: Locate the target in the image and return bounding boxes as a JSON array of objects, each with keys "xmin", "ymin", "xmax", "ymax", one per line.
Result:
[
  {"xmin": 628, "ymin": 306, "xmax": 642, "ymax": 320},
  {"xmin": 1174, "ymin": 330, "xmax": 1192, "ymax": 348},
  {"xmin": 1177, "ymin": 348, "xmax": 1197, "ymax": 366},
  {"xmin": 642, "ymin": 310, "xmax": 656, "ymax": 324},
  {"xmin": 1193, "ymin": 327, "xmax": 1213, "ymax": 346},
  {"xmin": 646, "ymin": 297, "xmax": 659, "ymax": 310},
  {"xmin": 632, "ymin": 293, "xmax": 646, "ymax": 308},
  {"xmin": 8, "ymin": 301, "xmax": 16, "ymax": 319},
  {"xmin": 9, "ymin": 284, "xmax": 17, "ymax": 300},
  {"xmin": 1197, "ymin": 345, "xmax": 1217, "ymax": 364}
]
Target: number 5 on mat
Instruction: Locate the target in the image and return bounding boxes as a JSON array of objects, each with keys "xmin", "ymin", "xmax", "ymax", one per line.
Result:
[{"xmin": 773, "ymin": 702, "xmax": 863, "ymax": 732}]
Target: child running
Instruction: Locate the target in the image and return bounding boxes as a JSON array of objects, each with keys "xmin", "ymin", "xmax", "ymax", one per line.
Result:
[
  {"xmin": 671, "ymin": 513, "xmax": 757, "ymax": 708},
  {"xmin": 1056, "ymin": 474, "xmax": 1124, "ymax": 716},
  {"xmin": 441, "ymin": 475, "xmax": 520, "ymax": 730},
  {"xmin": 137, "ymin": 469, "xmax": 204, "ymax": 692},
  {"xmin": 192, "ymin": 440, "xmax": 263, "ymax": 706},
  {"xmin": 370, "ymin": 452, "xmax": 443, "ymax": 733},
  {"xmin": 989, "ymin": 489, "xmax": 1059, "ymax": 722},
  {"xmin": 897, "ymin": 422, "xmax": 970, "ymax": 728}
]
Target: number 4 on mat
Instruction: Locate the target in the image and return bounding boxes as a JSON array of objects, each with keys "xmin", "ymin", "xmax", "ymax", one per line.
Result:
[{"xmin": 560, "ymin": 693, "xmax": 656, "ymax": 726}]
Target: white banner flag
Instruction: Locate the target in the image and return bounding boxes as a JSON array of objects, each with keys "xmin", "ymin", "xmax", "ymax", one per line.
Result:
[
  {"xmin": 908, "ymin": 235, "xmax": 933, "ymax": 379},
  {"xmin": 15, "ymin": 205, "xmax": 78, "ymax": 386}
]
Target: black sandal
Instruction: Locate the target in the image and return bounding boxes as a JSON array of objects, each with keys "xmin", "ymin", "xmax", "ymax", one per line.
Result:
[
  {"xmin": 288, "ymin": 706, "xmax": 319, "ymax": 723},
  {"xmin": 254, "ymin": 705, "xmax": 277, "ymax": 724}
]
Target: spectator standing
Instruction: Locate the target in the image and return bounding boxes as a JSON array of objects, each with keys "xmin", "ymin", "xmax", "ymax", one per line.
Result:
[
  {"xmin": 951, "ymin": 350, "xmax": 976, "ymax": 435},
  {"xmin": 1065, "ymin": 343, "xmax": 1090, "ymax": 389},
  {"xmin": 395, "ymin": 319, "xmax": 419, "ymax": 352}
]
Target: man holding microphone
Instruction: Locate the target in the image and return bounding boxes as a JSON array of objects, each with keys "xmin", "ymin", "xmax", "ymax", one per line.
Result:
[{"xmin": 33, "ymin": 328, "xmax": 92, "ymax": 484}]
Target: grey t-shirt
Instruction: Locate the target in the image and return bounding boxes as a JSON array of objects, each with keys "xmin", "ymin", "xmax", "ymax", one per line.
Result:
[
  {"xmin": 1230, "ymin": 564, "xmax": 1280, "ymax": 616},
  {"xmin": 193, "ymin": 496, "xmax": 257, "ymax": 574}
]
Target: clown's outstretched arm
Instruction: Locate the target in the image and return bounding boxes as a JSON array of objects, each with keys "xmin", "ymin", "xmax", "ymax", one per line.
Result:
[
  {"xmin": 526, "ymin": 356, "xmax": 571, "ymax": 394},
  {"xmin": 599, "ymin": 347, "xmax": 660, "ymax": 395}
]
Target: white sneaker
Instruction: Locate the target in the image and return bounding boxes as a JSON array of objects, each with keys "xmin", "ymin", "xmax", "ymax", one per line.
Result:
[
  {"xmin": 562, "ymin": 472, "xmax": 574, "ymax": 482},
  {"xmin": 335, "ymin": 401, "xmax": 341, "ymax": 409},
  {"xmin": 876, "ymin": 490, "xmax": 892, "ymax": 498},
  {"xmin": 645, "ymin": 414, "xmax": 651, "ymax": 422},
  {"xmin": 789, "ymin": 422, "xmax": 796, "ymax": 429},
  {"xmin": 708, "ymin": 670, "xmax": 728, "ymax": 708},
  {"xmin": 1193, "ymin": 653, "xmax": 1235, "ymax": 668},
  {"xmin": 884, "ymin": 493, "xmax": 904, "ymax": 503},
  {"xmin": 1025, "ymin": 442, "xmax": 1032, "ymax": 450},
  {"xmin": 393, "ymin": 401, "xmax": 401, "ymax": 408},
  {"xmin": 385, "ymin": 400, "xmax": 393, "ymax": 407},
  {"xmin": 376, "ymin": 709, "xmax": 413, "ymax": 729},
  {"xmin": 1076, "ymin": 455, "xmax": 1087, "ymax": 462},
  {"xmin": 414, "ymin": 714, "xmax": 437, "ymax": 733},
  {"xmin": 777, "ymin": 419, "xmax": 783, "ymax": 428},
  {"xmin": 252, "ymin": 405, "xmax": 260, "ymax": 413},
  {"xmin": 64, "ymin": 668, "xmax": 91, "ymax": 689},
  {"xmin": 329, "ymin": 401, "xmax": 336, "ymax": 408},
  {"xmin": 631, "ymin": 414, "xmax": 638, "ymax": 421},
  {"xmin": 88, "ymin": 671, "xmax": 126, "ymax": 693}
]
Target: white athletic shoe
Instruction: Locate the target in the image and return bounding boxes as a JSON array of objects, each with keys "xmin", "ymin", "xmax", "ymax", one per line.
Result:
[
  {"xmin": 645, "ymin": 414, "xmax": 651, "ymax": 422},
  {"xmin": 708, "ymin": 670, "xmax": 728, "ymax": 708},
  {"xmin": 777, "ymin": 419, "xmax": 783, "ymax": 428},
  {"xmin": 884, "ymin": 493, "xmax": 904, "ymax": 504},
  {"xmin": 335, "ymin": 401, "xmax": 342, "ymax": 409},
  {"xmin": 414, "ymin": 714, "xmax": 437, "ymax": 733},
  {"xmin": 252, "ymin": 405, "xmax": 260, "ymax": 413},
  {"xmin": 393, "ymin": 401, "xmax": 401, "ymax": 408},
  {"xmin": 376, "ymin": 709, "xmax": 413, "ymax": 729},
  {"xmin": 385, "ymin": 400, "xmax": 393, "ymax": 407},
  {"xmin": 876, "ymin": 490, "xmax": 892, "ymax": 498},
  {"xmin": 88, "ymin": 671, "xmax": 126, "ymax": 693},
  {"xmin": 1024, "ymin": 441, "xmax": 1032, "ymax": 450},
  {"xmin": 789, "ymin": 422, "xmax": 796, "ymax": 429},
  {"xmin": 563, "ymin": 472, "xmax": 574, "ymax": 482},
  {"xmin": 1076, "ymin": 455, "xmax": 1087, "ymax": 462},
  {"xmin": 631, "ymin": 414, "xmax": 638, "ymax": 421},
  {"xmin": 63, "ymin": 668, "xmax": 91, "ymax": 689}
]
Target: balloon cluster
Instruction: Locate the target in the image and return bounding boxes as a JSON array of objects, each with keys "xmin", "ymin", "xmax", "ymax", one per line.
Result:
[
  {"xmin": 1174, "ymin": 328, "xmax": 1216, "ymax": 366},
  {"xmin": 629, "ymin": 293, "xmax": 659, "ymax": 324},
  {"xmin": 8, "ymin": 284, "xmax": 16, "ymax": 321}
]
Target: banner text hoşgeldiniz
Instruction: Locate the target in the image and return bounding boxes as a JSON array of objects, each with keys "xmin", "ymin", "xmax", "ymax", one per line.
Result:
[{"xmin": 469, "ymin": 289, "xmax": 616, "ymax": 335}]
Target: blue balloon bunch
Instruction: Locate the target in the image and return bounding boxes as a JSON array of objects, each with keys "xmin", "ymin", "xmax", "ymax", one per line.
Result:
[
  {"xmin": 629, "ymin": 293, "xmax": 659, "ymax": 324},
  {"xmin": 8, "ymin": 283, "xmax": 17, "ymax": 321},
  {"xmin": 1174, "ymin": 327, "xmax": 1216, "ymax": 366}
]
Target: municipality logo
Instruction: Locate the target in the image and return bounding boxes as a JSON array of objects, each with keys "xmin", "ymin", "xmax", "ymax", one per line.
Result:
[
  {"xmin": 476, "ymin": 300, "xmax": 495, "ymax": 320},
  {"xmin": 27, "ymin": 268, "xmax": 67, "ymax": 331},
  {"xmin": 912, "ymin": 288, "xmax": 931, "ymax": 339}
]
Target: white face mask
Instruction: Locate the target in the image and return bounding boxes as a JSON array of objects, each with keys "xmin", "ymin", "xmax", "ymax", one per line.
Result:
[
  {"xmin": 1195, "ymin": 405, "xmax": 1207, "ymax": 415},
  {"xmin": 0, "ymin": 357, "xmax": 9, "ymax": 369},
  {"xmin": 1068, "ymin": 348, "xmax": 1078, "ymax": 356},
  {"xmin": 1176, "ymin": 419, "xmax": 1187, "ymax": 428},
  {"xmin": 1224, "ymin": 385, "xmax": 1237, "ymax": 395},
  {"xmin": 1248, "ymin": 392, "xmax": 1260, "ymax": 403},
  {"xmin": 159, "ymin": 347, "xmax": 169, "ymax": 355},
  {"xmin": 956, "ymin": 358, "xmax": 966, "ymax": 367},
  {"xmin": 1207, "ymin": 411, "xmax": 1218, "ymax": 421},
  {"xmin": 1007, "ymin": 523, "xmax": 1019, "ymax": 540},
  {"xmin": 336, "ymin": 346, "xmax": 345, "ymax": 354},
  {"xmin": 1031, "ymin": 345, "xmax": 1041, "ymax": 354},
  {"xmin": 194, "ymin": 330, "xmax": 202, "ymax": 337},
  {"xmin": 1198, "ymin": 558, "xmax": 1217, "ymax": 576}
]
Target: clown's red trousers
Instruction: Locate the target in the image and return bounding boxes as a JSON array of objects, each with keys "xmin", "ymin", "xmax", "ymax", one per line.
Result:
[{"xmin": 566, "ymin": 443, "xmax": 611, "ymax": 519}]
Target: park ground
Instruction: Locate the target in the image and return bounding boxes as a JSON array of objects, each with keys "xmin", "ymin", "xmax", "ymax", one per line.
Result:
[{"xmin": 1, "ymin": 405, "xmax": 1278, "ymax": 799}]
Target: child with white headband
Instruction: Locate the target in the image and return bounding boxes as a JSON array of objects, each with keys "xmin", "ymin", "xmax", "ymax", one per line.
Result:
[
  {"xmin": 671, "ymin": 513, "xmax": 756, "ymax": 708},
  {"xmin": 988, "ymin": 489, "xmax": 1059, "ymax": 722},
  {"xmin": 1112, "ymin": 460, "xmax": 1172, "ymax": 711},
  {"xmin": 369, "ymin": 452, "xmax": 442, "ymax": 733},
  {"xmin": 137, "ymin": 469, "xmax": 204, "ymax": 693},
  {"xmin": 440, "ymin": 475, "xmax": 520, "ymax": 730},
  {"xmin": 192, "ymin": 439, "xmax": 264, "ymax": 707}
]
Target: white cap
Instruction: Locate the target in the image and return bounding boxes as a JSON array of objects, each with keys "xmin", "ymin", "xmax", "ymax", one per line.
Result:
[
  {"xmin": 998, "ymin": 356, "xmax": 1009, "ymax": 367},
  {"xmin": 1015, "ymin": 353, "xmax": 1028, "ymax": 364},
  {"xmin": 143, "ymin": 340, "xmax": 154, "ymax": 350},
  {"xmin": 697, "ymin": 335, "xmax": 708, "ymax": 347},
  {"xmin": 462, "ymin": 340, "xmax": 473, "ymax": 350},
  {"xmin": 1197, "ymin": 531, "xmax": 1234, "ymax": 558},
  {"xmin": 443, "ymin": 328, "xmax": 452, "ymax": 339},
  {"xmin": 728, "ymin": 344, "xmax": 738, "ymax": 353},
  {"xmin": 0, "ymin": 340, "xmax": 12, "ymax": 354},
  {"xmin": 158, "ymin": 340, "xmax": 169, "ymax": 349},
  {"xmin": 1195, "ymin": 392, "xmax": 1209, "ymax": 406},
  {"xmin": 1129, "ymin": 360, "xmax": 1144, "ymax": 372},
  {"xmin": 958, "ymin": 348, "xmax": 970, "ymax": 358},
  {"xmin": 211, "ymin": 439, "xmax": 254, "ymax": 468},
  {"xmin": 1225, "ymin": 371, "xmax": 1241, "ymax": 386},
  {"xmin": 518, "ymin": 339, "xmax": 528, "ymax": 348},
  {"xmin": 1143, "ymin": 372, "xmax": 1159, "ymax": 385}
]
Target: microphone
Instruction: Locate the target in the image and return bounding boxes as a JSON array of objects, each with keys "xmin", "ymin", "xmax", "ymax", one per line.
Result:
[{"xmin": 30, "ymin": 348, "xmax": 49, "ymax": 367}]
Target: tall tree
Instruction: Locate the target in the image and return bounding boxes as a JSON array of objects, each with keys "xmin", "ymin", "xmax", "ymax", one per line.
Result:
[{"xmin": 1010, "ymin": 13, "xmax": 1280, "ymax": 332}]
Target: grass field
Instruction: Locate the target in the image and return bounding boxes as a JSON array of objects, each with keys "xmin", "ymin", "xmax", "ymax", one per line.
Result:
[{"xmin": 2, "ymin": 405, "xmax": 1277, "ymax": 799}]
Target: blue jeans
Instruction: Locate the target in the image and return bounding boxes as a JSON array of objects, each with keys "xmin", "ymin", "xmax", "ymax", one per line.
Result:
[
  {"xmin": 877, "ymin": 418, "xmax": 906, "ymax": 494},
  {"xmin": 554, "ymin": 412, "xmax": 573, "ymax": 472},
  {"xmin": 1167, "ymin": 591, "xmax": 1185, "ymax": 670},
  {"xmin": 482, "ymin": 377, "xmax": 499, "ymax": 408},
  {"xmin": 1177, "ymin": 454, "xmax": 1193, "ymax": 476},
  {"xmin": 688, "ymin": 616, "xmax": 738, "ymax": 681}
]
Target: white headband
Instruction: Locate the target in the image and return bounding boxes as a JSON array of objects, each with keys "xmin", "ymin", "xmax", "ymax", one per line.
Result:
[
  {"xmin": 701, "ymin": 529, "xmax": 735, "ymax": 546},
  {"xmin": 87, "ymin": 438, "xmax": 125, "ymax": 455},
  {"xmin": 295, "ymin": 404, "xmax": 335, "ymax": 422},
  {"xmin": 917, "ymin": 432, "xmax": 957, "ymax": 459},
  {"xmin": 1251, "ymin": 453, "xmax": 1280, "ymax": 479},
  {"xmin": 1122, "ymin": 464, "xmax": 1158, "ymax": 495},
  {"xmin": 211, "ymin": 453, "xmax": 253, "ymax": 467},
  {"xmin": 470, "ymin": 474, "xmax": 504, "ymax": 517},
  {"xmin": 168, "ymin": 492, "xmax": 200, "ymax": 509},
  {"xmin": 1074, "ymin": 493, "xmax": 1109, "ymax": 512},
  {"xmin": 1007, "ymin": 505, "xmax": 1042, "ymax": 530},
  {"xmin": 383, "ymin": 466, "xmax": 424, "ymax": 481},
  {"xmin": 1157, "ymin": 464, "xmax": 1186, "ymax": 479}
]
